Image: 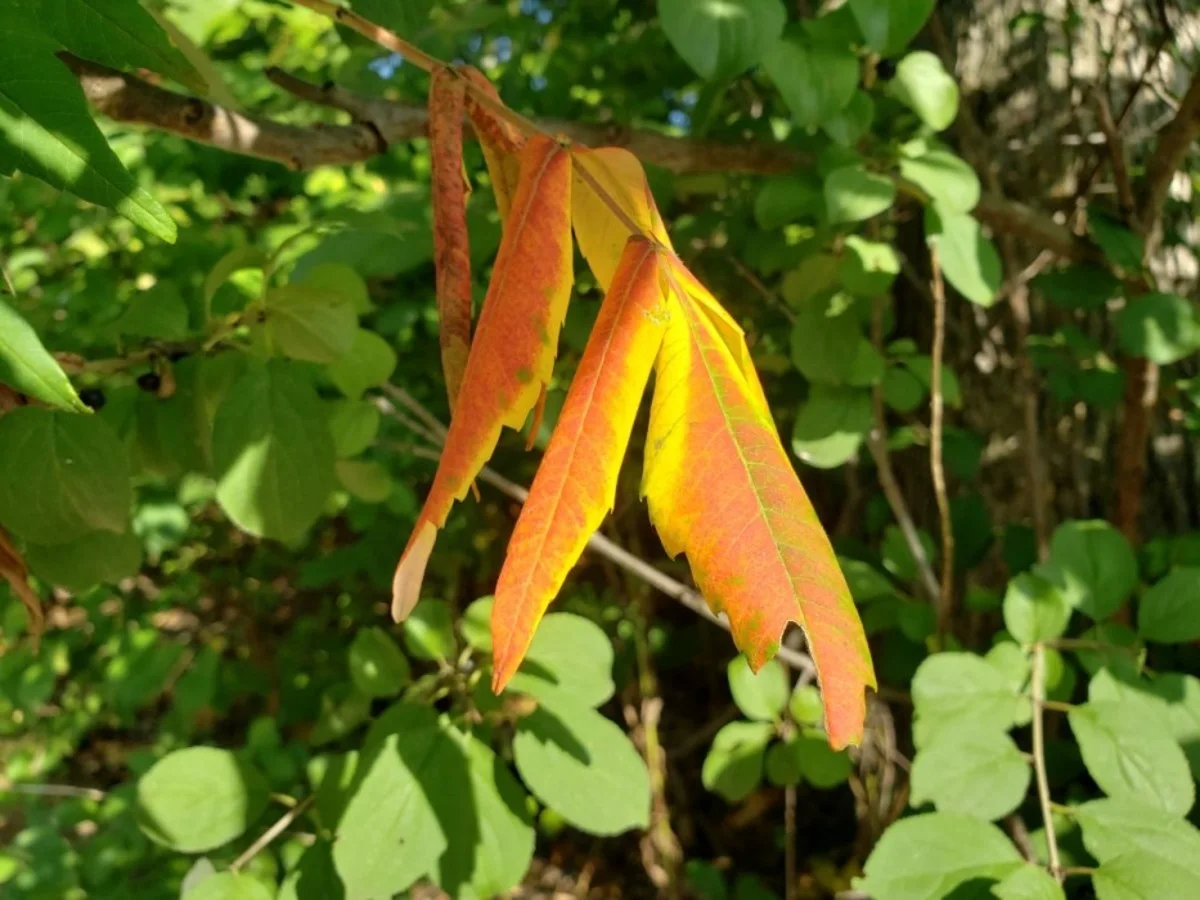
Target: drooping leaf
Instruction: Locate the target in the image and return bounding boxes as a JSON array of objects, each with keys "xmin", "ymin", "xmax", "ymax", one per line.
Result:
[
  {"xmin": 570, "ymin": 147, "xmax": 673, "ymax": 291},
  {"xmin": 0, "ymin": 18, "xmax": 175, "ymax": 241},
  {"xmin": 658, "ymin": 0, "xmax": 786, "ymax": 82},
  {"xmin": 926, "ymin": 208, "xmax": 1002, "ymax": 306},
  {"xmin": 643, "ymin": 257, "xmax": 875, "ymax": 749},
  {"xmin": 461, "ymin": 65, "xmax": 524, "ymax": 221},
  {"xmin": 491, "ymin": 239, "xmax": 666, "ymax": 690},
  {"xmin": 211, "ymin": 361, "xmax": 336, "ymax": 543},
  {"xmin": 856, "ymin": 813, "xmax": 1023, "ymax": 900},
  {"xmin": 392, "ymin": 135, "xmax": 574, "ymax": 620},
  {"xmin": 0, "ymin": 297, "xmax": 88, "ymax": 411},
  {"xmin": 429, "ymin": 66, "xmax": 473, "ymax": 409},
  {"xmin": 19, "ymin": 0, "xmax": 205, "ymax": 92},
  {"xmin": 136, "ymin": 747, "xmax": 268, "ymax": 853},
  {"xmin": 0, "ymin": 407, "xmax": 131, "ymax": 545}
]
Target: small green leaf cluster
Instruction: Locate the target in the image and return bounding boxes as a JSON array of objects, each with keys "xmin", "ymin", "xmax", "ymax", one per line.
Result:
[
  {"xmin": 702, "ymin": 655, "xmax": 851, "ymax": 803},
  {"xmin": 857, "ymin": 518, "xmax": 1200, "ymax": 898}
]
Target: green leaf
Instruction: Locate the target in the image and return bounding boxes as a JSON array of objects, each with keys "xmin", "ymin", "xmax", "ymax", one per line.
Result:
[
  {"xmin": 310, "ymin": 683, "xmax": 371, "ymax": 747},
  {"xmin": 258, "ymin": 285, "xmax": 358, "ymax": 364},
  {"xmin": 765, "ymin": 737, "xmax": 802, "ymax": 786},
  {"xmin": 402, "ymin": 599, "xmax": 456, "ymax": 662},
  {"xmin": 294, "ymin": 261, "xmax": 372, "ymax": 314},
  {"xmin": 211, "ymin": 361, "xmax": 336, "ymax": 542},
  {"xmin": 513, "ymin": 693, "xmax": 650, "ymax": 835},
  {"xmin": 1089, "ymin": 213, "xmax": 1143, "ymax": 271},
  {"xmin": 991, "ymin": 866, "xmax": 1066, "ymax": 900},
  {"xmin": 658, "ymin": 0, "xmax": 786, "ymax": 82},
  {"xmin": 685, "ymin": 861, "xmax": 729, "ymax": 900},
  {"xmin": 825, "ymin": 165, "xmax": 897, "ymax": 224},
  {"xmin": 763, "ymin": 31, "xmax": 859, "ymax": 129},
  {"xmin": 856, "ymin": 813, "xmax": 1023, "ymax": 900},
  {"xmin": 910, "ymin": 728, "xmax": 1031, "ymax": 821},
  {"xmin": 791, "ymin": 384, "xmax": 873, "ymax": 469},
  {"xmin": 926, "ymin": 209, "xmax": 1002, "ymax": 306},
  {"xmin": 204, "ymin": 247, "xmax": 267, "ymax": 307},
  {"xmin": 1146, "ymin": 673, "xmax": 1200, "ymax": 779},
  {"xmin": 348, "ymin": 626, "xmax": 410, "ymax": 698},
  {"xmin": 1068, "ymin": 701, "xmax": 1194, "ymax": 816},
  {"xmin": 911, "ymin": 653, "xmax": 1023, "ymax": 748},
  {"xmin": 848, "ymin": 0, "xmax": 936, "ymax": 55},
  {"xmin": 781, "ymin": 254, "xmax": 840, "ymax": 307},
  {"xmin": 334, "ymin": 703, "xmax": 534, "ymax": 898},
  {"xmin": 0, "ymin": 298, "xmax": 87, "ymax": 411},
  {"xmin": 1074, "ymin": 797, "xmax": 1200, "ymax": 877},
  {"xmin": 840, "ymin": 235, "xmax": 900, "ymax": 297},
  {"xmin": 1041, "ymin": 520, "xmax": 1137, "ymax": 620},
  {"xmin": 899, "ymin": 148, "xmax": 981, "ymax": 214},
  {"xmin": 1138, "ymin": 568, "xmax": 1200, "ymax": 643},
  {"xmin": 26, "ymin": 528, "xmax": 142, "ymax": 592},
  {"xmin": 822, "ymin": 91, "xmax": 875, "ymax": 147},
  {"xmin": 701, "ymin": 720, "xmax": 772, "ymax": 802},
  {"xmin": 307, "ymin": 752, "xmax": 359, "ymax": 826},
  {"xmin": 277, "ymin": 843, "xmax": 343, "ymax": 900},
  {"xmin": 1003, "ymin": 572, "xmax": 1072, "ymax": 644},
  {"xmin": 183, "ymin": 872, "xmax": 274, "ymax": 900},
  {"xmin": 0, "ymin": 20, "xmax": 175, "ymax": 241},
  {"xmin": 507, "ymin": 612, "xmax": 615, "ymax": 708},
  {"xmin": 882, "ymin": 524, "xmax": 937, "ymax": 584},
  {"xmin": 882, "ymin": 365, "xmax": 926, "ymax": 412},
  {"xmin": 1115, "ymin": 292, "xmax": 1200, "ymax": 365},
  {"xmin": 326, "ymin": 328, "xmax": 397, "ymax": 398},
  {"xmin": 789, "ymin": 296, "xmax": 864, "ymax": 384},
  {"xmin": 328, "ymin": 399, "xmax": 380, "ymax": 459},
  {"xmin": 794, "ymin": 730, "xmax": 853, "ymax": 787},
  {"xmin": 461, "ymin": 595, "xmax": 493, "ymax": 651},
  {"xmin": 136, "ymin": 747, "xmax": 268, "ymax": 853},
  {"xmin": 901, "ymin": 354, "xmax": 962, "ymax": 407},
  {"xmin": 753, "ymin": 174, "xmax": 824, "ymax": 229},
  {"xmin": 789, "ymin": 682, "xmax": 824, "ymax": 726},
  {"xmin": 1033, "ymin": 265, "xmax": 1122, "ymax": 311},
  {"xmin": 888, "ymin": 51, "xmax": 959, "ymax": 131},
  {"xmin": 1091, "ymin": 852, "xmax": 1198, "ymax": 900},
  {"xmin": 112, "ymin": 283, "xmax": 191, "ymax": 341},
  {"xmin": 336, "ymin": 459, "xmax": 393, "ymax": 503},
  {"xmin": 20, "ymin": 0, "xmax": 205, "ymax": 92},
  {"xmin": 727, "ymin": 655, "xmax": 788, "ymax": 721},
  {"xmin": 0, "ymin": 407, "xmax": 131, "ymax": 545}
]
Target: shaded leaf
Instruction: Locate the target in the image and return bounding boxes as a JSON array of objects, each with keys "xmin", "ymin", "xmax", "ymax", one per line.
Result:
[
  {"xmin": 763, "ymin": 30, "xmax": 858, "ymax": 129},
  {"xmin": 848, "ymin": 0, "xmax": 936, "ymax": 55},
  {"xmin": 702, "ymin": 720, "xmax": 772, "ymax": 802},
  {"xmin": 0, "ymin": 297, "xmax": 87, "ymax": 411},
  {"xmin": 888, "ymin": 51, "xmax": 959, "ymax": 131},
  {"xmin": 825, "ymin": 165, "xmax": 896, "ymax": 224},
  {"xmin": 659, "ymin": 0, "xmax": 786, "ymax": 82},
  {"xmin": 1115, "ymin": 292, "xmax": 1200, "ymax": 365},
  {"xmin": 1138, "ymin": 568, "xmax": 1200, "ymax": 643},
  {"xmin": 259, "ymin": 285, "xmax": 357, "ymax": 364},
  {"xmin": 1040, "ymin": 520, "xmax": 1137, "ymax": 620},
  {"xmin": 326, "ymin": 329, "xmax": 397, "ymax": 399},
  {"xmin": 926, "ymin": 209, "xmax": 1002, "ymax": 306},
  {"xmin": 791, "ymin": 384, "xmax": 872, "ymax": 469},
  {"xmin": 899, "ymin": 147, "xmax": 981, "ymax": 214}
]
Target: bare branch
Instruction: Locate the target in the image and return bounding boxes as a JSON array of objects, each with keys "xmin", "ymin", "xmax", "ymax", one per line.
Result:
[
  {"xmin": 1138, "ymin": 70, "xmax": 1200, "ymax": 240},
  {"xmin": 928, "ymin": 248, "xmax": 954, "ymax": 636}
]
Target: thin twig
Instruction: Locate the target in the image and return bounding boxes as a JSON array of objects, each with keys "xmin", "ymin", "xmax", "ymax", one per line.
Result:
[
  {"xmin": 865, "ymin": 297, "xmax": 941, "ymax": 603},
  {"xmin": 784, "ymin": 783, "xmax": 797, "ymax": 900},
  {"xmin": 0, "ymin": 782, "xmax": 106, "ymax": 801},
  {"xmin": 928, "ymin": 248, "xmax": 954, "ymax": 637},
  {"xmin": 230, "ymin": 795, "xmax": 314, "ymax": 873},
  {"xmin": 1093, "ymin": 90, "xmax": 1136, "ymax": 221},
  {"xmin": 377, "ymin": 388, "xmax": 819, "ymax": 677},
  {"xmin": 1031, "ymin": 643, "xmax": 1062, "ymax": 883}
]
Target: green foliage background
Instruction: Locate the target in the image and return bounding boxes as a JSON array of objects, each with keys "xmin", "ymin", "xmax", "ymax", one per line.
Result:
[{"xmin": 2, "ymin": 1, "xmax": 1200, "ymax": 898}]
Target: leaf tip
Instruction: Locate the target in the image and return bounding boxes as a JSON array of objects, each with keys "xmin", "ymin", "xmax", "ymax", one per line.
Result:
[{"xmin": 391, "ymin": 520, "xmax": 437, "ymax": 622}]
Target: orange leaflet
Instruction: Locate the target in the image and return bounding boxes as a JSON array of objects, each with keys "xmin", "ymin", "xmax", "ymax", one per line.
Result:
[
  {"xmin": 643, "ymin": 257, "xmax": 876, "ymax": 749},
  {"xmin": 461, "ymin": 66, "xmax": 524, "ymax": 221},
  {"xmin": 491, "ymin": 237, "xmax": 668, "ymax": 692},
  {"xmin": 570, "ymin": 147, "xmax": 672, "ymax": 291},
  {"xmin": 429, "ymin": 67, "xmax": 472, "ymax": 410},
  {"xmin": 392, "ymin": 135, "xmax": 574, "ymax": 621}
]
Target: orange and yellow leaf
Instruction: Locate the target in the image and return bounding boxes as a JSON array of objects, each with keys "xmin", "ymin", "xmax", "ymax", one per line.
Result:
[
  {"xmin": 491, "ymin": 237, "xmax": 668, "ymax": 691},
  {"xmin": 570, "ymin": 147, "xmax": 672, "ymax": 290},
  {"xmin": 462, "ymin": 66, "xmax": 524, "ymax": 221},
  {"xmin": 393, "ymin": 135, "xmax": 574, "ymax": 621},
  {"xmin": 429, "ymin": 66, "xmax": 472, "ymax": 409},
  {"xmin": 644, "ymin": 257, "xmax": 876, "ymax": 749}
]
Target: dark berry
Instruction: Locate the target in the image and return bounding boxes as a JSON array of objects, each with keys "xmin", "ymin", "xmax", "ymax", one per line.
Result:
[
  {"xmin": 79, "ymin": 388, "xmax": 106, "ymax": 411},
  {"xmin": 876, "ymin": 58, "xmax": 898, "ymax": 81},
  {"xmin": 137, "ymin": 372, "xmax": 162, "ymax": 393}
]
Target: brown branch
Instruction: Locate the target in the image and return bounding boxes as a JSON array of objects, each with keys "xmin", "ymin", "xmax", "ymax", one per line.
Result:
[
  {"xmin": 1094, "ymin": 90, "xmax": 1136, "ymax": 221},
  {"xmin": 928, "ymin": 248, "xmax": 954, "ymax": 637},
  {"xmin": 1137, "ymin": 70, "xmax": 1200, "ymax": 241}
]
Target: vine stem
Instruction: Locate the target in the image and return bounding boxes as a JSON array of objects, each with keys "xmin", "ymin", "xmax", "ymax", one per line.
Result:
[
  {"xmin": 286, "ymin": 0, "xmax": 647, "ymax": 241},
  {"xmin": 230, "ymin": 795, "xmax": 314, "ymax": 873},
  {"xmin": 1031, "ymin": 643, "xmax": 1062, "ymax": 883},
  {"xmin": 928, "ymin": 246, "xmax": 954, "ymax": 637}
]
